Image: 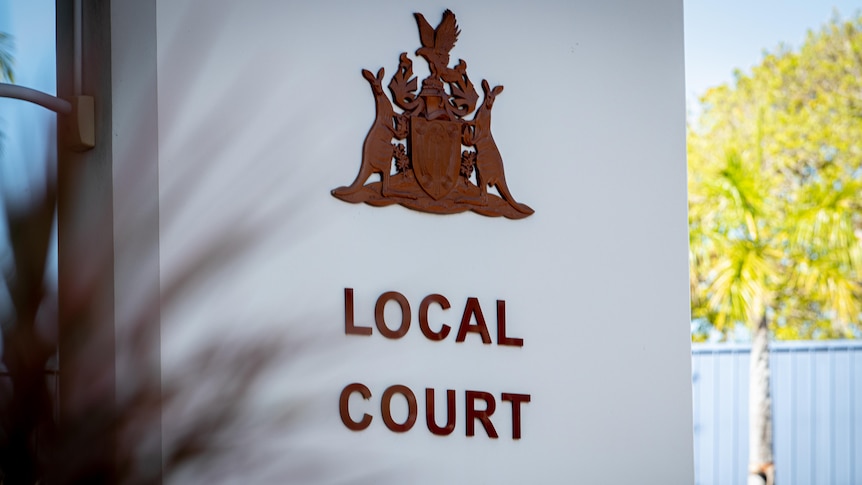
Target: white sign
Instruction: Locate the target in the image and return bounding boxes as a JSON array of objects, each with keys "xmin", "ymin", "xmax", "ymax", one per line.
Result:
[{"xmin": 152, "ymin": 1, "xmax": 693, "ymax": 482}]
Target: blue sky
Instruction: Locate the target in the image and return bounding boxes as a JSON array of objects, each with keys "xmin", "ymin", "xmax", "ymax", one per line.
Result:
[{"xmin": 684, "ymin": 0, "xmax": 862, "ymax": 104}]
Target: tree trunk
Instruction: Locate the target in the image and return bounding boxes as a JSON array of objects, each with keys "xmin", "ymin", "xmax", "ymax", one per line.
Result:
[{"xmin": 748, "ymin": 314, "xmax": 775, "ymax": 485}]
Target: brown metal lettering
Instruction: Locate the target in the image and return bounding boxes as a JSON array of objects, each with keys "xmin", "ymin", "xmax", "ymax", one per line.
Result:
[
  {"xmin": 374, "ymin": 291, "xmax": 411, "ymax": 339},
  {"xmin": 425, "ymin": 388, "xmax": 456, "ymax": 436},
  {"xmin": 501, "ymin": 392, "xmax": 531, "ymax": 440},
  {"xmin": 496, "ymin": 299, "xmax": 523, "ymax": 347},
  {"xmin": 455, "ymin": 297, "xmax": 491, "ymax": 344},
  {"xmin": 419, "ymin": 293, "xmax": 451, "ymax": 341},
  {"xmin": 344, "ymin": 288, "xmax": 372, "ymax": 336},
  {"xmin": 339, "ymin": 383, "xmax": 373, "ymax": 431},
  {"xmin": 381, "ymin": 385, "xmax": 418, "ymax": 432},
  {"xmin": 465, "ymin": 390, "xmax": 498, "ymax": 438}
]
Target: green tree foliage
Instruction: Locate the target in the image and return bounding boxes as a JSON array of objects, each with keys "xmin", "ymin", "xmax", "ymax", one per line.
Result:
[{"xmin": 689, "ymin": 13, "xmax": 862, "ymax": 342}]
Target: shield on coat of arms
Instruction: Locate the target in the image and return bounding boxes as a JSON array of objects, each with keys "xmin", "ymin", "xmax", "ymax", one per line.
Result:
[{"xmin": 411, "ymin": 117, "xmax": 462, "ymax": 200}]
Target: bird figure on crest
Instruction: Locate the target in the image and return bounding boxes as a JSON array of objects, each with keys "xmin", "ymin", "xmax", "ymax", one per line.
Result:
[{"xmin": 414, "ymin": 9, "xmax": 460, "ymax": 79}]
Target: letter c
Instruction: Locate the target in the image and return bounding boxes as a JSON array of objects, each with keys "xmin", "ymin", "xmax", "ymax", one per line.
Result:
[
  {"xmin": 340, "ymin": 383, "xmax": 372, "ymax": 431},
  {"xmin": 419, "ymin": 293, "xmax": 451, "ymax": 341}
]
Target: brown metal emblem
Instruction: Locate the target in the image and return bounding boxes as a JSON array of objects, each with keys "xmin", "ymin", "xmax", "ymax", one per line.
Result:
[{"xmin": 331, "ymin": 10, "xmax": 534, "ymax": 219}]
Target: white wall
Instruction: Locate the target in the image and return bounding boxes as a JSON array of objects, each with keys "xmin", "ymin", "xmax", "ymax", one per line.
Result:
[{"xmin": 153, "ymin": 1, "xmax": 693, "ymax": 482}]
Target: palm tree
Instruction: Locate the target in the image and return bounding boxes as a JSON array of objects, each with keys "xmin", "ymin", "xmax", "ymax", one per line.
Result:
[
  {"xmin": 690, "ymin": 147, "xmax": 779, "ymax": 484},
  {"xmin": 690, "ymin": 147, "xmax": 860, "ymax": 484},
  {"xmin": 688, "ymin": 16, "xmax": 862, "ymax": 483}
]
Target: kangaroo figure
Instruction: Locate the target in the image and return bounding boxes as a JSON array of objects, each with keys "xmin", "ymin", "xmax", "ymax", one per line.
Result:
[
  {"xmin": 464, "ymin": 80, "xmax": 533, "ymax": 215},
  {"xmin": 333, "ymin": 68, "xmax": 408, "ymax": 198}
]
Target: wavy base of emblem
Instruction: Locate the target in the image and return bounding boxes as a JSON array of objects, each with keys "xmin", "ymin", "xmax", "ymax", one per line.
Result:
[{"xmin": 331, "ymin": 172, "xmax": 532, "ymax": 220}]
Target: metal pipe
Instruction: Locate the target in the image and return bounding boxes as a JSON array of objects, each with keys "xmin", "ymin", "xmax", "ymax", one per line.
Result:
[{"xmin": 0, "ymin": 82, "xmax": 72, "ymax": 114}]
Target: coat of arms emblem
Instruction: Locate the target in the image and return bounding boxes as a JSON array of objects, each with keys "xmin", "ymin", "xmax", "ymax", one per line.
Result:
[{"xmin": 331, "ymin": 10, "xmax": 534, "ymax": 219}]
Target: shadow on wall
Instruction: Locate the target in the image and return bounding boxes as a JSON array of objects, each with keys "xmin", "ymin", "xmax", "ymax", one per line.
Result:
[
  {"xmin": 0, "ymin": 136, "xmax": 335, "ymax": 484},
  {"xmin": 0, "ymin": 4, "xmax": 391, "ymax": 484}
]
